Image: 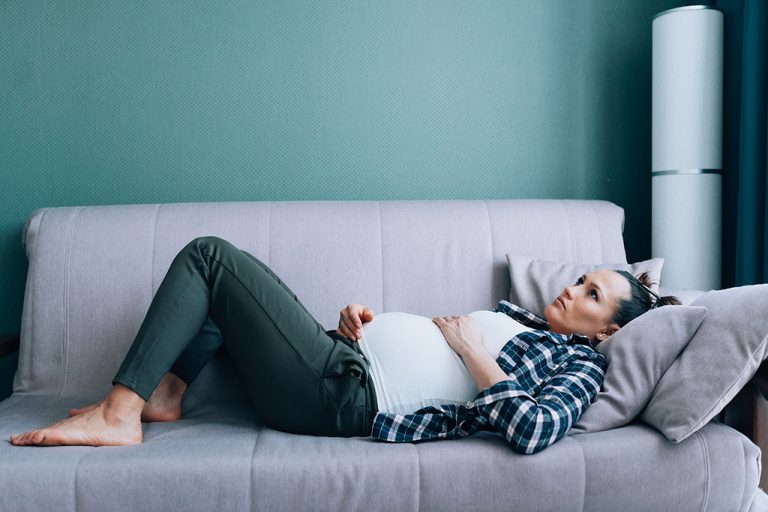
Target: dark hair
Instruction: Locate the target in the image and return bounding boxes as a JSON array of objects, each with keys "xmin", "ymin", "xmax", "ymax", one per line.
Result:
[{"xmin": 613, "ymin": 270, "xmax": 681, "ymax": 327}]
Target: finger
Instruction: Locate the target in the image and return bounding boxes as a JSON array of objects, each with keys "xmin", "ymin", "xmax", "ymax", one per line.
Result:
[
  {"xmin": 340, "ymin": 322, "xmax": 355, "ymax": 338},
  {"xmin": 339, "ymin": 311, "xmax": 354, "ymax": 331},
  {"xmin": 348, "ymin": 308, "xmax": 363, "ymax": 326},
  {"xmin": 342, "ymin": 318, "xmax": 357, "ymax": 336}
]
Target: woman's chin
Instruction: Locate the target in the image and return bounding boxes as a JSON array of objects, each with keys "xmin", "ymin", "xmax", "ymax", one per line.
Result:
[
  {"xmin": 542, "ymin": 303, "xmax": 556, "ymax": 321},
  {"xmin": 543, "ymin": 304, "xmax": 565, "ymax": 333}
]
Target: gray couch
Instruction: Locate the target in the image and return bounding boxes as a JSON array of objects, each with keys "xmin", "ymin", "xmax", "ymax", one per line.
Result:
[{"xmin": 1, "ymin": 199, "xmax": 766, "ymax": 511}]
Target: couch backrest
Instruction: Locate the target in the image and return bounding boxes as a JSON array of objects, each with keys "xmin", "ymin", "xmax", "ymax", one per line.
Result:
[{"xmin": 14, "ymin": 199, "xmax": 626, "ymax": 399}]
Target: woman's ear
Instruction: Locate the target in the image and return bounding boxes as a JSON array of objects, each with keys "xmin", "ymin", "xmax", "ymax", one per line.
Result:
[{"xmin": 595, "ymin": 323, "xmax": 621, "ymax": 342}]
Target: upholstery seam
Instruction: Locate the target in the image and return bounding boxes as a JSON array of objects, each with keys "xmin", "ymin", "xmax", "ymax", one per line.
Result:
[
  {"xmin": 483, "ymin": 200, "xmax": 495, "ymax": 305},
  {"xmin": 414, "ymin": 443, "xmax": 423, "ymax": 512},
  {"xmin": 561, "ymin": 201, "xmax": 577, "ymax": 263},
  {"xmin": 588, "ymin": 201, "xmax": 604, "ymax": 262},
  {"xmin": 378, "ymin": 201, "xmax": 384, "ymax": 313},
  {"xmin": 73, "ymin": 443, "xmax": 82, "ymax": 512},
  {"xmin": 733, "ymin": 420, "xmax": 756, "ymax": 512},
  {"xmin": 249, "ymin": 424, "xmax": 260, "ymax": 512},
  {"xmin": 267, "ymin": 203, "xmax": 272, "ymax": 267},
  {"xmin": 693, "ymin": 430, "xmax": 710, "ymax": 512},
  {"xmin": 23, "ymin": 209, "xmax": 46, "ymax": 394},
  {"xmin": 151, "ymin": 204, "xmax": 161, "ymax": 293},
  {"xmin": 59, "ymin": 207, "xmax": 81, "ymax": 400},
  {"xmin": 571, "ymin": 436, "xmax": 588, "ymax": 512}
]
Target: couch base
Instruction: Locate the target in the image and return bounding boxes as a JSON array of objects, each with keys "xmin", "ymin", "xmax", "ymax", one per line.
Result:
[{"xmin": 0, "ymin": 390, "xmax": 761, "ymax": 512}]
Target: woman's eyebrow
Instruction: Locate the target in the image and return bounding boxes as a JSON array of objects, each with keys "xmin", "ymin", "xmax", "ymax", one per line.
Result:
[{"xmin": 584, "ymin": 274, "xmax": 604, "ymax": 297}]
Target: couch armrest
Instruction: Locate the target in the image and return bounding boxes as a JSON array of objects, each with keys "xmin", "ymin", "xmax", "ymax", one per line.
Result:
[{"xmin": 0, "ymin": 333, "xmax": 20, "ymax": 358}]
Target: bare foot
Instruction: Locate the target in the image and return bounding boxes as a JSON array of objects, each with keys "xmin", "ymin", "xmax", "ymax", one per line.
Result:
[
  {"xmin": 10, "ymin": 387, "xmax": 143, "ymax": 447},
  {"xmin": 69, "ymin": 373, "xmax": 186, "ymax": 423}
]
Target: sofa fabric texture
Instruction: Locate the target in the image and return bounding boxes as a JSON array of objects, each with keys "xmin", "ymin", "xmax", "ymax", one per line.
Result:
[{"xmin": 0, "ymin": 200, "xmax": 762, "ymax": 512}]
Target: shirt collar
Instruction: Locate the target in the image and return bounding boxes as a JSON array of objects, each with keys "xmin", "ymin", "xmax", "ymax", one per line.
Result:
[{"xmin": 494, "ymin": 300, "xmax": 597, "ymax": 349}]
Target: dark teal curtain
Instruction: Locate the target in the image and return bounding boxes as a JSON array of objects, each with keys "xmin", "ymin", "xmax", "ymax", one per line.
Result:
[
  {"xmin": 720, "ymin": 0, "xmax": 768, "ymax": 287},
  {"xmin": 715, "ymin": 0, "xmax": 767, "ymax": 437}
]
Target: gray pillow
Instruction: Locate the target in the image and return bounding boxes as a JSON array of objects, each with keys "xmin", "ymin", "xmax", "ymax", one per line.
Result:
[
  {"xmin": 506, "ymin": 254, "xmax": 664, "ymax": 316},
  {"xmin": 641, "ymin": 285, "xmax": 768, "ymax": 442},
  {"xmin": 569, "ymin": 305, "xmax": 708, "ymax": 434}
]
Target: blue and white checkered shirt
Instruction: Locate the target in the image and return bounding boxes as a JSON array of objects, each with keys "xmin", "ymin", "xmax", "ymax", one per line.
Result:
[{"xmin": 370, "ymin": 300, "xmax": 607, "ymax": 454}]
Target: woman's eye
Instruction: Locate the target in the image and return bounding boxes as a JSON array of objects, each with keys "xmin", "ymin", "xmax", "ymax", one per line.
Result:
[
  {"xmin": 590, "ymin": 290, "xmax": 598, "ymax": 300},
  {"xmin": 576, "ymin": 277, "xmax": 584, "ymax": 285}
]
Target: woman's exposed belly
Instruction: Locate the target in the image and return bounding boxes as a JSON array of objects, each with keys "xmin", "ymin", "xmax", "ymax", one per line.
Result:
[{"xmin": 357, "ymin": 310, "xmax": 532, "ymax": 415}]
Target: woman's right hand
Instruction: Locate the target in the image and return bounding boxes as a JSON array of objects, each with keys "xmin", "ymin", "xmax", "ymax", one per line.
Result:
[{"xmin": 337, "ymin": 304, "xmax": 375, "ymax": 341}]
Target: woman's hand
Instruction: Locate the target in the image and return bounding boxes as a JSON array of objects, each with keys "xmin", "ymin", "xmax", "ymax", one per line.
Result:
[
  {"xmin": 337, "ymin": 304, "xmax": 375, "ymax": 340},
  {"xmin": 432, "ymin": 315, "xmax": 484, "ymax": 358}
]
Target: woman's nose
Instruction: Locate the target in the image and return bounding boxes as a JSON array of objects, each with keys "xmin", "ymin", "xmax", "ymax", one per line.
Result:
[{"xmin": 564, "ymin": 286, "xmax": 575, "ymax": 299}]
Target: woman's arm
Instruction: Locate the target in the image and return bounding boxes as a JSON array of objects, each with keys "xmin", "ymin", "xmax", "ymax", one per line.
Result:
[
  {"xmin": 460, "ymin": 345, "xmax": 510, "ymax": 390},
  {"xmin": 471, "ymin": 357, "xmax": 604, "ymax": 454},
  {"xmin": 432, "ymin": 315, "xmax": 510, "ymax": 391},
  {"xmin": 432, "ymin": 315, "xmax": 605, "ymax": 454}
]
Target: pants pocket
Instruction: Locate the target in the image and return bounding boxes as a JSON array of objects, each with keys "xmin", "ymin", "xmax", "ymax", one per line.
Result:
[
  {"xmin": 322, "ymin": 340, "xmax": 371, "ymax": 412},
  {"xmin": 322, "ymin": 338, "xmax": 369, "ymax": 381}
]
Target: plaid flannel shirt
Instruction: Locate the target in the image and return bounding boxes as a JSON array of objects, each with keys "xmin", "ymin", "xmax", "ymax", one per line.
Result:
[{"xmin": 370, "ymin": 300, "xmax": 607, "ymax": 454}]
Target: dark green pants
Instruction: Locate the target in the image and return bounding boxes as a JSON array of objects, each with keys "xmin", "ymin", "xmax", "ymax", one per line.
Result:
[{"xmin": 112, "ymin": 236, "xmax": 378, "ymax": 437}]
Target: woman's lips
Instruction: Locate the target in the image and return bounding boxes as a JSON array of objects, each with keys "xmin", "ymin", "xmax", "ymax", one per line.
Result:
[{"xmin": 557, "ymin": 296, "xmax": 566, "ymax": 310}]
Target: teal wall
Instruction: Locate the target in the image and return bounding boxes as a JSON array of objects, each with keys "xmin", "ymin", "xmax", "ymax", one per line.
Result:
[{"xmin": 0, "ymin": 0, "xmax": 685, "ymax": 396}]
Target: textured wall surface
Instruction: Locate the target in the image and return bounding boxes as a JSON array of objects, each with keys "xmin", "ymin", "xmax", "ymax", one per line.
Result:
[{"xmin": 0, "ymin": 0, "xmax": 686, "ymax": 395}]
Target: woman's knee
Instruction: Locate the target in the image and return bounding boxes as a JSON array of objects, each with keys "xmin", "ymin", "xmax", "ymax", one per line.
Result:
[{"xmin": 186, "ymin": 236, "xmax": 231, "ymax": 255}]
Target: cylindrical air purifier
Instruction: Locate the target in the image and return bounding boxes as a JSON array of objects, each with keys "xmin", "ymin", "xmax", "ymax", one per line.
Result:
[{"xmin": 652, "ymin": 5, "xmax": 723, "ymax": 290}]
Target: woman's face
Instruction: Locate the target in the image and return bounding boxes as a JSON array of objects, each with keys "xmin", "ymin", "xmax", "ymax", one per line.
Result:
[{"xmin": 543, "ymin": 269, "xmax": 631, "ymax": 341}]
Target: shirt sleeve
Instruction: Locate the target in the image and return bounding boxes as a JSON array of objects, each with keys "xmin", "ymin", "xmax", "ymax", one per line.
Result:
[{"xmin": 468, "ymin": 355, "xmax": 606, "ymax": 454}]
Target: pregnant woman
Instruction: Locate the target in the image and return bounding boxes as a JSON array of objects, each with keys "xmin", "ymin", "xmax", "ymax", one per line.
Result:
[{"xmin": 9, "ymin": 236, "xmax": 679, "ymax": 454}]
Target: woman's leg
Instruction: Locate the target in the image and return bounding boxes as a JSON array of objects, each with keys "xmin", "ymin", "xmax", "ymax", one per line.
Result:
[
  {"xmin": 82, "ymin": 239, "xmax": 377, "ymax": 428},
  {"xmin": 133, "ymin": 248, "xmax": 331, "ymax": 418},
  {"xmin": 112, "ymin": 236, "xmax": 377, "ymax": 437}
]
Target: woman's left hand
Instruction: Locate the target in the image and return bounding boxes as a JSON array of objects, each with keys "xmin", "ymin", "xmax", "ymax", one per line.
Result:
[{"xmin": 432, "ymin": 315, "xmax": 483, "ymax": 358}]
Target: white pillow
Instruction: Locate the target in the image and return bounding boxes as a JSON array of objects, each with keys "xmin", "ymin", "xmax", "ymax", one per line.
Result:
[{"xmin": 506, "ymin": 254, "xmax": 664, "ymax": 316}]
